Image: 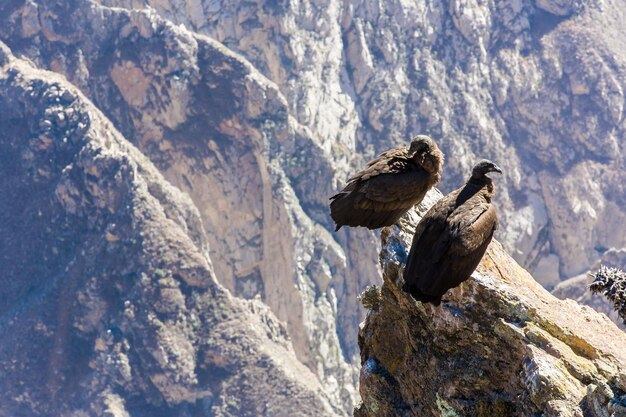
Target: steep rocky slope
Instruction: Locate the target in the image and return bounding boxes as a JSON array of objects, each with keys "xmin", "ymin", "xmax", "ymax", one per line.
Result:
[
  {"xmin": 356, "ymin": 193, "xmax": 626, "ymax": 416},
  {"xmin": 0, "ymin": 43, "xmax": 342, "ymax": 417},
  {"xmin": 0, "ymin": 0, "xmax": 365, "ymax": 410}
]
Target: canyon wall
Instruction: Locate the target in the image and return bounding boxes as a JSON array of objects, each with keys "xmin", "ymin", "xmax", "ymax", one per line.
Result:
[
  {"xmin": 1, "ymin": 0, "xmax": 625, "ymax": 415},
  {"xmin": 0, "ymin": 43, "xmax": 342, "ymax": 416}
]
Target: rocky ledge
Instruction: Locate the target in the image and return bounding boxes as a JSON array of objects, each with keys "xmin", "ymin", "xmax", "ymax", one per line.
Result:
[{"xmin": 356, "ymin": 190, "xmax": 626, "ymax": 417}]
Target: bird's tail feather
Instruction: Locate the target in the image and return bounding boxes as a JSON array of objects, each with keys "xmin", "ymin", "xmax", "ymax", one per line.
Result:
[
  {"xmin": 330, "ymin": 193, "xmax": 406, "ymax": 230},
  {"xmin": 401, "ymin": 283, "xmax": 442, "ymax": 306}
]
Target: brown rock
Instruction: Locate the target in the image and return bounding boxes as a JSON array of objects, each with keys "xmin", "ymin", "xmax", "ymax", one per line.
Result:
[{"xmin": 356, "ymin": 194, "xmax": 626, "ymax": 416}]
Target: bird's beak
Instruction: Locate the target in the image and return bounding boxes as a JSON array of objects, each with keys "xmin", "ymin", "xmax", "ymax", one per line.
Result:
[
  {"xmin": 491, "ymin": 164, "xmax": 503, "ymax": 174},
  {"xmin": 408, "ymin": 148, "xmax": 426, "ymax": 159}
]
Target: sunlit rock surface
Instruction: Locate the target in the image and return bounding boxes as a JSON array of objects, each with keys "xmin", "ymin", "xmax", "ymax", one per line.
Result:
[{"xmin": 356, "ymin": 191, "xmax": 626, "ymax": 416}]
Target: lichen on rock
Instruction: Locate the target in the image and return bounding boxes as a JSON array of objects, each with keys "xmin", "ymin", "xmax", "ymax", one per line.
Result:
[{"xmin": 358, "ymin": 285, "xmax": 383, "ymax": 311}]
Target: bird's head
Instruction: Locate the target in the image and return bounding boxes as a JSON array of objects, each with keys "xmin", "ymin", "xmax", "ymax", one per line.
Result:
[
  {"xmin": 407, "ymin": 135, "xmax": 444, "ymax": 179},
  {"xmin": 471, "ymin": 159, "xmax": 502, "ymax": 179},
  {"xmin": 407, "ymin": 135, "xmax": 435, "ymax": 158}
]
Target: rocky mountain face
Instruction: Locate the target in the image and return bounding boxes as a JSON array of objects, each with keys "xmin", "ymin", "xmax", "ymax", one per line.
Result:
[
  {"xmin": 356, "ymin": 193, "xmax": 626, "ymax": 417},
  {"xmin": 91, "ymin": 0, "xmax": 626, "ymax": 289},
  {"xmin": 0, "ymin": 43, "xmax": 343, "ymax": 417},
  {"xmin": 0, "ymin": 1, "xmax": 374, "ymax": 410},
  {"xmin": 1, "ymin": 0, "xmax": 625, "ymax": 416}
]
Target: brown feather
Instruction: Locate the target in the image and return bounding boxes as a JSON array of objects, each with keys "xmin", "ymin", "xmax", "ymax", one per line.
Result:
[
  {"xmin": 402, "ymin": 161, "xmax": 500, "ymax": 305},
  {"xmin": 330, "ymin": 135, "xmax": 444, "ymax": 230}
]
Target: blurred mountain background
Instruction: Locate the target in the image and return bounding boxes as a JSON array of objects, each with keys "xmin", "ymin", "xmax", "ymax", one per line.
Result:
[{"xmin": 0, "ymin": 0, "xmax": 625, "ymax": 415}]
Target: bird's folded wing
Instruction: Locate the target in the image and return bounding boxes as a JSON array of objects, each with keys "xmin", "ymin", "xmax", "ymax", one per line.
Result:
[
  {"xmin": 353, "ymin": 170, "xmax": 430, "ymax": 210},
  {"xmin": 347, "ymin": 148, "xmax": 410, "ymax": 183},
  {"xmin": 404, "ymin": 210, "xmax": 451, "ymax": 278},
  {"xmin": 405, "ymin": 188, "xmax": 461, "ymax": 264},
  {"xmin": 449, "ymin": 204, "xmax": 498, "ymax": 256}
]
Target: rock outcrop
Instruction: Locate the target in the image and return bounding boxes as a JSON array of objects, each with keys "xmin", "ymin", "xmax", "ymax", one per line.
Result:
[
  {"xmin": 0, "ymin": 42, "xmax": 342, "ymax": 417},
  {"xmin": 356, "ymin": 191, "xmax": 626, "ymax": 416}
]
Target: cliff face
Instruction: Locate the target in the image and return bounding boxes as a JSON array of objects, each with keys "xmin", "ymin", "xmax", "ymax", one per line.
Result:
[
  {"xmin": 356, "ymin": 192, "xmax": 626, "ymax": 416},
  {"xmin": 92, "ymin": 0, "xmax": 626, "ymax": 288},
  {"xmin": 1, "ymin": 0, "xmax": 626, "ymax": 415},
  {"xmin": 0, "ymin": 0, "xmax": 364, "ymax": 411},
  {"xmin": 0, "ymin": 43, "xmax": 342, "ymax": 417}
]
